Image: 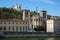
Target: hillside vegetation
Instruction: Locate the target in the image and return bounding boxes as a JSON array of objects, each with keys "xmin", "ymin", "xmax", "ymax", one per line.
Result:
[{"xmin": 0, "ymin": 7, "xmax": 51, "ymax": 19}]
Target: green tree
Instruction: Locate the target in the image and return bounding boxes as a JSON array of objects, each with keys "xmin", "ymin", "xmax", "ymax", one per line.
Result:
[
  {"xmin": 0, "ymin": 7, "xmax": 22, "ymax": 19},
  {"xmin": 34, "ymin": 25, "xmax": 45, "ymax": 31},
  {"xmin": 47, "ymin": 15, "xmax": 51, "ymax": 19}
]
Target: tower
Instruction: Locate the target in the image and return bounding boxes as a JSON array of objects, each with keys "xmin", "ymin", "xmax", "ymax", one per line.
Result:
[
  {"xmin": 40, "ymin": 10, "xmax": 47, "ymax": 19},
  {"xmin": 22, "ymin": 10, "xmax": 30, "ymax": 20},
  {"xmin": 22, "ymin": 10, "xmax": 31, "ymax": 31},
  {"xmin": 40, "ymin": 10, "xmax": 47, "ymax": 31}
]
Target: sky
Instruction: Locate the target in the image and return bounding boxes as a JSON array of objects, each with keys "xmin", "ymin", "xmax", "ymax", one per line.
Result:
[{"xmin": 0, "ymin": 0, "xmax": 60, "ymax": 16}]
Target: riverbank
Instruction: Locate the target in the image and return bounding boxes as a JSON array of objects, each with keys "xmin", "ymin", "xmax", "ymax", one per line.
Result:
[
  {"xmin": 0, "ymin": 32, "xmax": 60, "ymax": 38},
  {"xmin": 0, "ymin": 35, "xmax": 60, "ymax": 39},
  {"xmin": 0, "ymin": 34, "xmax": 60, "ymax": 38},
  {"xmin": 0, "ymin": 36, "xmax": 60, "ymax": 40}
]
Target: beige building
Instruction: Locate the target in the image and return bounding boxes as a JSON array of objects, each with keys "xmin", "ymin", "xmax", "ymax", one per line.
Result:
[
  {"xmin": 50, "ymin": 16, "xmax": 60, "ymax": 19},
  {"xmin": 0, "ymin": 19, "xmax": 29, "ymax": 32},
  {"xmin": 32, "ymin": 10, "xmax": 47, "ymax": 29},
  {"xmin": 22, "ymin": 10, "xmax": 32, "ymax": 31},
  {"xmin": 40, "ymin": 10, "xmax": 47, "ymax": 27},
  {"xmin": 47, "ymin": 19, "xmax": 60, "ymax": 34},
  {"xmin": 32, "ymin": 14, "xmax": 42, "ymax": 29},
  {"xmin": 47, "ymin": 19, "xmax": 54, "ymax": 33},
  {"xmin": 22, "ymin": 10, "xmax": 30, "ymax": 20}
]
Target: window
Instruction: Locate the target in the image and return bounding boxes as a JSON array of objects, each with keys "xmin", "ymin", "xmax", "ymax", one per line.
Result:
[
  {"xmin": 0, "ymin": 22, "xmax": 2, "ymax": 24},
  {"xmin": 25, "ymin": 27, "xmax": 27, "ymax": 31},
  {"xmin": 34, "ymin": 19, "xmax": 38, "ymax": 21},
  {"xmin": 12, "ymin": 27, "xmax": 14, "ymax": 30},
  {"xmin": 20, "ymin": 27, "xmax": 22, "ymax": 31},
  {"xmin": 25, "ymin": 11, "xmax": 28, "ymax": 17},
  {"xmin": 16, "ymin": 22, "xmax": 18, "ymax": 24},
  {"xmin": 20, "ymin": 22, "xmax": 21, "ymax": 24},
  {"xmin": 39, "ymin": 19, "xmax": 40, "ymax": 21},
  {"xmin": 16, "ymin": 27, "xmax": 18, "ymax": 31},
  {"xmin": 26, "ymin": 22, "xmax": 27, "ymax": 24},
  {"xmin": 12, "ymin": 22, "xmax": 14, "ymax": 24},
  {"xmin": 9, "ymin": 22, "xmax": 10, "ymax": 24},
  {"xmin": 4, "ymin": 27, "xmax": 6, "ymax": 30},
  {"xmin": 8, "ymin": 26, "xmax": 10, "ymax": 30},
  {"xmin": 23, "ymin": 23, "xmax": 24, "ymax": 24},
  {"xmin": 4, "ymin": 22, "xmax": 6, "ymax": 24},
  {"xmin": 23, "ymin": 27, "xmax": 24, "ymax": 30},
  {"xmin": 32, "ymin": 25, "xmax": 33, "ymax": 29},
  {"xmin": 0, "ymin": 27, "xmax": 2, "ymax": 30},
  {"xmin": 34, "ymin": 19, "xmax": 36, "ymax": 21}
]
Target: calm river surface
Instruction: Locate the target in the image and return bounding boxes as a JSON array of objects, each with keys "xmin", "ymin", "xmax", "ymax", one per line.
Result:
[{"xmin": 0, "ymin": 37, "xmax": 60, "ymax": 40}]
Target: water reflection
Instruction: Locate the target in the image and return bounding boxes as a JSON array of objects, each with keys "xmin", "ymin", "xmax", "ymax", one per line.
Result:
[
  {"xmin": 46, "ymin": 37, "xmax": 54, "ymax": 40},
  {"xmin": 54, "ymin": 37, "xmax": 60, "ymax": 40},
  {"xmin": 0, "ymin": 37, "xmax": 60, "ymax": 40}
]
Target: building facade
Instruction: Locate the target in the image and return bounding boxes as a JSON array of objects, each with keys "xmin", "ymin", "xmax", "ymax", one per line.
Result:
[
  {"xmin": 31, "ymin": 10, "xmax": 47, "ymax": 30},
  {"xmin": 50, "ymin": 16, "xmax": 60, "ymax": 19},
  {"xmin": 0, "ymin": 19, "xmax": 29, "ymax": 32},
  {"xmin": 47, "ymin": 19, "xmax": 60, "ymax": 34},
  {"xmin": 22, "ymin": 10, "xmax": 30, "ymax": 20},
  {"xmin": 40, "ymin": 10, "xmax": 47, "ymax": 27},
  {"xmin": 47, "ymin": 19, "xmax": 54, "ymax": 33},
  {"xmin": 32, "ymin": 14, "xmax": 42, "ymax": 29}
]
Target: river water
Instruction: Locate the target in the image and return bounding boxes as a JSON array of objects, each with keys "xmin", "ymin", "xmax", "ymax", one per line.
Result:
[{"xmin": 0, "ymin": 37, "xmax": 60, "ymax": 40}]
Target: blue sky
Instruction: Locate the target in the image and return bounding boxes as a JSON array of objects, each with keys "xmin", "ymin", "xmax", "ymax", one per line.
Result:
[{"xmin": 0, "ymin": 0, "xmax": 60, "ymax": 16}]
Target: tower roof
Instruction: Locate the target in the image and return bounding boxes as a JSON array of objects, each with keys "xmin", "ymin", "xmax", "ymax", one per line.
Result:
[
  {"xmin": 23, "ymin": 9, "xmax": 30, "ymax": 11},
  {"xmin": 41, "ymin": 10, "xmax": 47, "ymax": 12}
]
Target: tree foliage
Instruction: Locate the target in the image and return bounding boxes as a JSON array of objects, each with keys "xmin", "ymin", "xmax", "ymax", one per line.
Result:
[
  {"xmin": 0, "ymin": 7, "xmax": 22, "ymax": 19},
  {"xmin": 47, "ymin": 15, "xmax": 51, "ymax": 19},
  {"xmin": 34, "ymin": 25, "xmax": 45, "ymax": 31},
  {"xmin": 0, "ymin": 7, "xmax": 36, "ymax": 19},
  {"xmin": 0, "ymin": 7, "xmax": 51, "ymax": 19}
]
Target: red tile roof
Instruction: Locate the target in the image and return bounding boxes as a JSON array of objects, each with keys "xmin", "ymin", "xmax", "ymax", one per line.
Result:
[{"xmin": 0, "ymin": 19, "xmax": 28, "ymax": 22}]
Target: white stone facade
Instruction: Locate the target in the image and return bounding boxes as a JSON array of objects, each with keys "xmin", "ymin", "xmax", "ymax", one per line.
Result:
[{"xmin": 47, "ymin": 19, "xmax": 60, "ymax": 34}]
